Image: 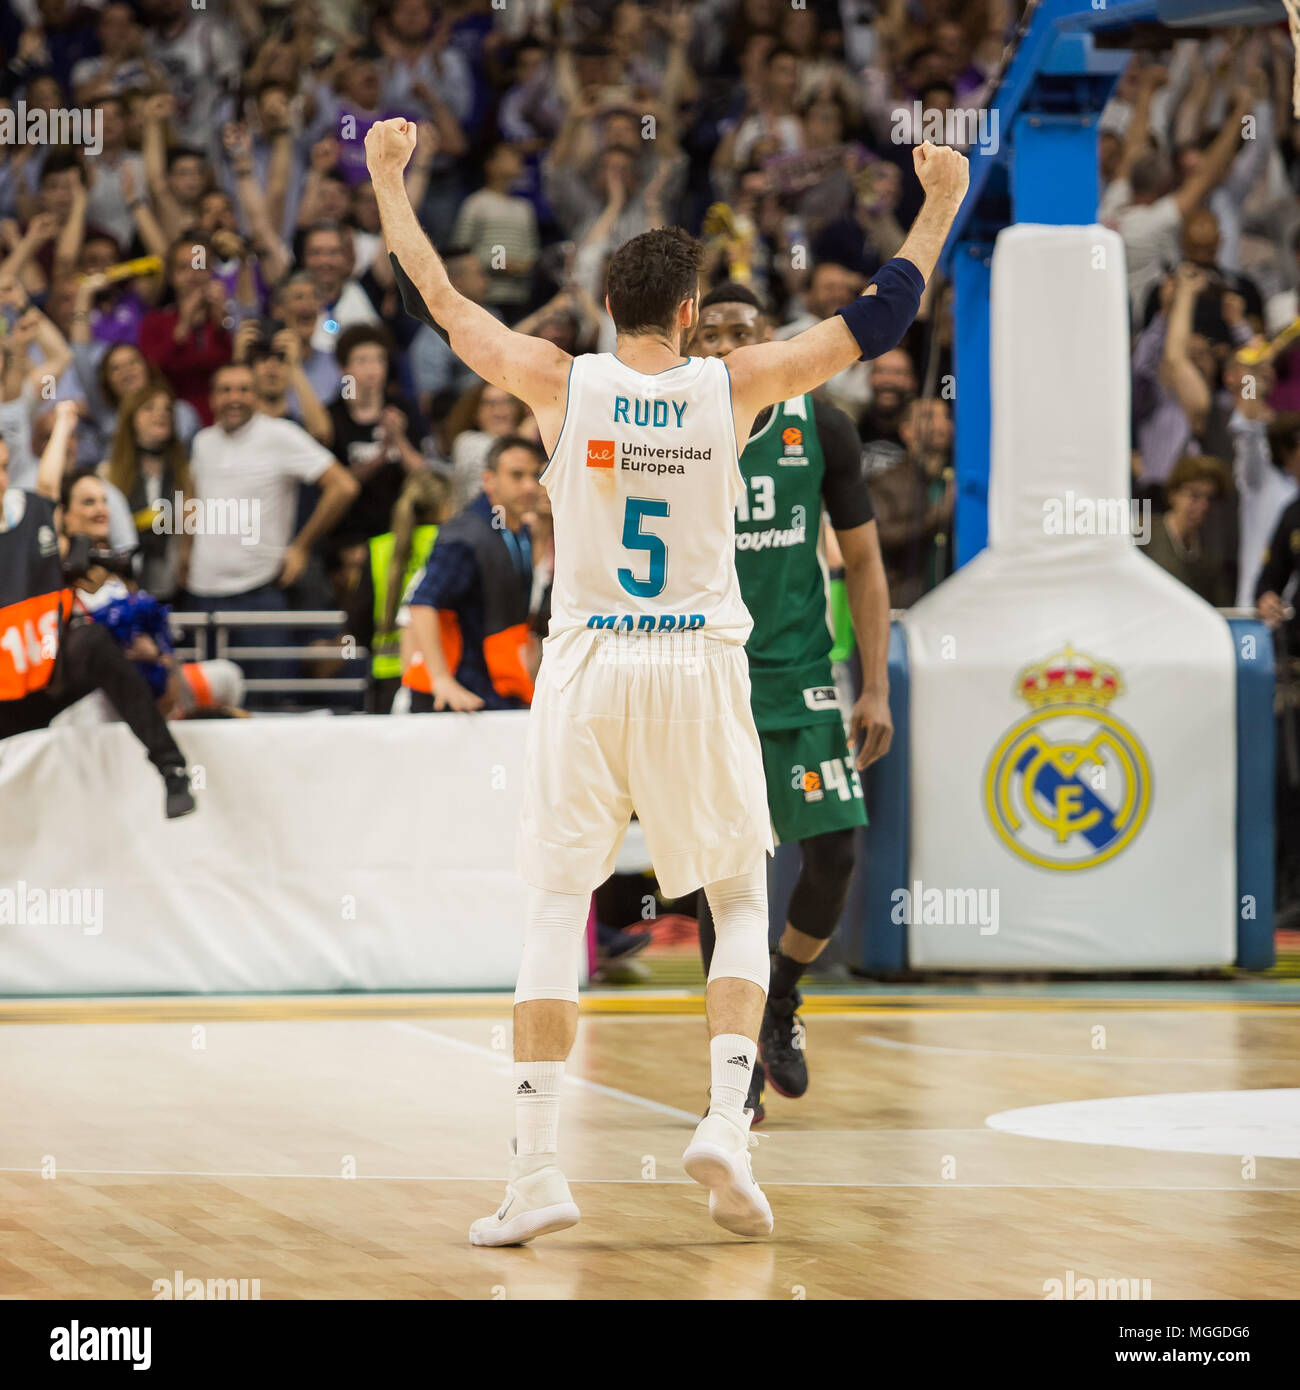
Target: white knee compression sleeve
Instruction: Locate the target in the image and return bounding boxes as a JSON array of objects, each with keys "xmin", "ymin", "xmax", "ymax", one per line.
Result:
[
  {"xmin": 514, "ymin": 887, "xmax": 591, "ymax": 1005},
  {"xmin": 703, "ymin": 863, "xmax": 770, "ymax": 992}
]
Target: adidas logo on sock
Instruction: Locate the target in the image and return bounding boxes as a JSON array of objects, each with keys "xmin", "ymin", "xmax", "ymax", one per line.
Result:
[
  {"xmin": 516, "ymin": 1081, "xmax": 536, "ymax": 1095},
  {"xmin": 726, "ymin": 1055, "xmax": 750, "ymax": 1066}
]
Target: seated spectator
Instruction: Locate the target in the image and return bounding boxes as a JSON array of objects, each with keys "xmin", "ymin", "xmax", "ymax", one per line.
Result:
[
  {"xmin": 0, "ymin": 281, "xmax": 72, "ymax": 491},
  {"xmin": 232, "ymin": 318, "xmax": 331, "ymax": 445},
  {"xmin": 811, "ymin": 159, "xmax": 905, "ymax": 279},
  {"xmin": 1133, "ymin": 264, "xmax": 1248, "ymax": 490},
  {"xmin": 408, "ymin": 247, "xmax": 494, "ymax": 425},
  {"xmin": 180, "ymin": 364, "xmax": 359, "ymax": 696},
  {"xmin": 101, "ymin": 381, "xmax": 191, "ymax": 599},
  {"xmin": 866, "ymin": 396, "xmax": 954, "ymax": 610},
  {"xmin": 442, "ymin": 382, "xmax": 531, "ymax": 511},
  {"xmin": 776, "ymin": 261, "xmax": 869, "ymax": 422},
  {"xmin": 1227, "ymin": 359, "xmax": 1297, "ymax": 607},
  {"xmin": 271, "ymin": 273, "xmax": 343, "ymax": 406},
  {"xmin": 1138, "ymin": 208, "xmax": 1265, "ymax": 333},
  {"xmin": 1105, "ymin": 86, "xmax": 1253, "ymax": 324},
  {"xmin": 859, "ymin": 347, "xmax": 919, "ymax": 468},
  {"xmin": 75, "ymin": 342, "xmax": 201, "ymax": 465},
  {"xmin": 399, "ymin": 435, "xmax": 542, "ymax": 713},
  {"xmin": 300, "ymin": 222, "xmax": 381, "ymax": 356},
  {"xmin": 1140, "ymin": 454, "xmax": 1234, "ymax": 605},
  {"xmin": 60, "ymin": 470, "xmax": 244, "ymax": 720},
  {"xmin": 138, "ymin": 237, "xmax": 235, "ymax": 427},
  {"xmin": 327, "ymin": 325, "xmax": 428, "ymax": 546},
  {"xmin": 452, "ymin": 144, "xmax": 540, "ymax": 314}
]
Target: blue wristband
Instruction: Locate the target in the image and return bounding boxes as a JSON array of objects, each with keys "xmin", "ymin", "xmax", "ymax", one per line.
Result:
[{"xmin": 834, "ymin": 258, "xmax": 926, "ymax": 361}]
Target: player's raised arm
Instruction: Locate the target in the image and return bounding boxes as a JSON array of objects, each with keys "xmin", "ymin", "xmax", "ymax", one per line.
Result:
[
  {"xmin": 726, "ymin": 143, "xmax": 970, "ymax": 424},
  {"xmin": 365, "ymin": 119, "xmax": 572, "ymax": 445}
]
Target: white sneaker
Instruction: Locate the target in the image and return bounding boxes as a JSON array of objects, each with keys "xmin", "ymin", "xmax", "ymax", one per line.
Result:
[
  {"xmin": 468, "ymin": 1142, "xmax": 581, "ymax": 1247},
  {"xmin": 682, "ymin": 1107, "xmax": 773, "ymax": 1238}
]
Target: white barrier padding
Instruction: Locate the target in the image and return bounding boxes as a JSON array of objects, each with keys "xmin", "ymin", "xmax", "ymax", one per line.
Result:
[
  {"xmin": 0, "ymin": 713, "xmax": 547, "ymax": 994},
  {"xmin": 904, "ymin": 225, "xmax": 1237, "ymax": 970},
  {"xmin": 989, "ymin": 226, "xmax": 1132, "ymax": 555}
]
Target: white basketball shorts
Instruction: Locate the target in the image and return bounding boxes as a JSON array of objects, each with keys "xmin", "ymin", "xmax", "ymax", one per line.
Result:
[{"xmin": 516, "ymin": 633, "xmax": 774, "ymax": 900}]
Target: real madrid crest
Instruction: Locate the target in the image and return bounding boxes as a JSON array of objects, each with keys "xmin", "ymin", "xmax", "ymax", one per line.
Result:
[{"xmin": 983, "ymin": 645, "xmax": 1152, "ymax": 871}]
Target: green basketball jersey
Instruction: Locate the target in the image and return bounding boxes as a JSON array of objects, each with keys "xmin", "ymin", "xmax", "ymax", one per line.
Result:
[{"xmin": 735, "ymin": 395, "xmax": 840, "ymax": 731}]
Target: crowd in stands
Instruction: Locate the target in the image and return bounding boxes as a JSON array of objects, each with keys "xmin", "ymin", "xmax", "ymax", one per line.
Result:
[{"xmin": 4, "ymin": 0, "xmax": 1300, "ymax": 719}]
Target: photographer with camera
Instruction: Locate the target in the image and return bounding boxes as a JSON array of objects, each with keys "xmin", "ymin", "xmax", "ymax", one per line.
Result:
[
  {"xmin": 60, "ymin": 471, "xmax": 245, "ymax": 722},
  {"xmin": 0, "ymin": 401, "xmax": 196, "ymax": 818}
]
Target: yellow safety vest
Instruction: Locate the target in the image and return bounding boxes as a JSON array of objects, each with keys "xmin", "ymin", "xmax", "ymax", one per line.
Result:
[{"xmin": 369, "ymin": 524, "xmax": 438, "ymax": 680}]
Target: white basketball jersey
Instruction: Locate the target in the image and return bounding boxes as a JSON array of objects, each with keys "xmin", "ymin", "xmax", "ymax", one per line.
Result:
[{"xmin": 541, "ymin": 353, "xmax": 753, "ymax": 674}]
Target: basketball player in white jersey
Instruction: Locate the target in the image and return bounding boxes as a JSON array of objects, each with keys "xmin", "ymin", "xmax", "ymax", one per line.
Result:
[{"xmin": 366, "ymin": 119, "xmax": 968, "ymax": 1243}]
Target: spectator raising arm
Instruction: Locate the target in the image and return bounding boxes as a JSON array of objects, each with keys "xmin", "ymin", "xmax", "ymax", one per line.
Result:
[
  {"xmin": 53, "ymin": 173, "xmax": 88, "ymax": 281},
  {"xmin": 1173, "ymin": 86, "xmax": 1254, "ymax": 219},
  {"xmin": 1160, "ymin": 264, "xmax": 1212, "ymax": 435},
  {"xmin": 0, "ymin": 213, "xmax": 58, "ymax": 295},
  {"xmin": 119, "ymin": 163, "xmax": 168, "ymax": 262},
  {"xmin": 278, "ymin": 329, "xmax": 332, "ymax": 447},
  {"xmin": 27, "ymin": 303, "xmax": 73, "ymax": 396},
  {"xmin": 367, "ymin": 120, "xmax": 572, "ymax": 447},
  {"xmin": 727, "ymin": 143, "xmax": 968, "ymax": 425},
  {"xmin": 37, "ymin": 399, "xmax": 78, "ymax": 502},
  {"xmin": 141, "ymin": 92, "xmax": 185, "ymax": 242},
  {"xmin": 223, "ymin": 124, "xmax": 292, "ymax": 285}
]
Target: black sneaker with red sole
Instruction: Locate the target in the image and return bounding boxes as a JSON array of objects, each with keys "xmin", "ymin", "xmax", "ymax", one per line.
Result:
[{"xmin": 759, "ymin": 990, "xmax": 807, "ymax": 1098}]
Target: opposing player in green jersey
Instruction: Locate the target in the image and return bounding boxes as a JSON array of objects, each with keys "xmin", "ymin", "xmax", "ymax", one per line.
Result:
[{"xmin": 691, "ymin": 282, "xmax": 894, "ymax": 1121}]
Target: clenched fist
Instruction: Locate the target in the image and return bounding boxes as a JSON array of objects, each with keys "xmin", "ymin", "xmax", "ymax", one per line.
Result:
[
  {"xmin": 365, "ymin": 118, "xmax": 419, "ymax": 180},
  {"xmin": 913, "ymin": 141, "xmax": 969, "ymax": 208}
]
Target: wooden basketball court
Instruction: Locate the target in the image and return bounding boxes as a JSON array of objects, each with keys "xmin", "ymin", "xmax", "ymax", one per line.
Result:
[{"xmin": 3, "ymin": 990, "xmax": 1298, "ymax": 1300}]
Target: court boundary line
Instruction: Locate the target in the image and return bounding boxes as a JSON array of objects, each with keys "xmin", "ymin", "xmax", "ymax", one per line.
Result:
[
  {"xmin": 1, "ymin": 1166, "xmax": 1298, "ymax": 1191},
  {"xmin": 390, "ymin": 1020, "xmax": 703, "ymax": 1124},
  {"xmin": 859, "ymin": 1034, "xmax": 1300, "ymax": 1064},
  {"xmin": 0, "ymin": 994, "xmax": 1296, "ymax": 1025}
]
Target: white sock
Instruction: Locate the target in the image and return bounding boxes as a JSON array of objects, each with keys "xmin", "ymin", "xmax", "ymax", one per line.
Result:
[
  {"xmin": 515, "ymin": 1061, "xmax": 564, "ymax": 1156},
  {"xmin": 708, "ymin": 1034, "xmax": 756, "ymax": 1117}
]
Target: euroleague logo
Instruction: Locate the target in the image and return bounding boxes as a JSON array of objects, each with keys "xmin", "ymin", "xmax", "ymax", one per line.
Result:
[{"xmin": 983, "ymin": 645, "xmax": 1151, "ymax": 872}]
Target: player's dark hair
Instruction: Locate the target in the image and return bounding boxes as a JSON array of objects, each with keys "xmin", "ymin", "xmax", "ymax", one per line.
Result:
[
  {"xmin": 486, "ymin": 435, "xmax": 546, "ymax": 472},
  {"xmin": 605, "ymin": 227, "xmax": 705, "ymax": 336},
  {"xmin": 698, "ymin": 282, "xmax": 769, "ymax": 318}
]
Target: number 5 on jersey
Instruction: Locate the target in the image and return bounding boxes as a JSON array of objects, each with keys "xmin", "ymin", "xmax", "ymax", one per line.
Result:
[{"xmin": 618, "ymin": 497, "xmax": 669, "ymax": 598}]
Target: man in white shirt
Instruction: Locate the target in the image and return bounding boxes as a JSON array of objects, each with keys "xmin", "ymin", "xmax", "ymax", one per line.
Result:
[{"xmin": 180, "ymin": 364, "xmax": 359, "ymax": 690}]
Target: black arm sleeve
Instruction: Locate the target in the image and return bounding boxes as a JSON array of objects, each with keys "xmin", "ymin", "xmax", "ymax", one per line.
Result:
[
  {"xmin": 813, "ymin": 397, "xmax": 875, "ymax": 530},
  {"xmin": 389, "ymin": 252, "xmax": 450, "ymax": 346},
  {"xmin": 1255, "ymin": 499, "xmax": 1300, "ymax": 600}
]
